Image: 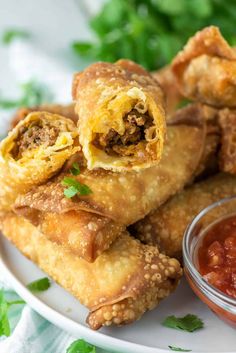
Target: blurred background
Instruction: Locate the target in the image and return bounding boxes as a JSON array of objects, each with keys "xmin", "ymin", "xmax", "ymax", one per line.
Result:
[{"xmin": 0, "ymin": 0, "xmax": 236, "ymax": 131}]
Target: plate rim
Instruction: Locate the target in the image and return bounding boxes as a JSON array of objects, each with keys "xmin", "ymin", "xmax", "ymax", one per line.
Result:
[{"xmin": 0, "ymin": 235, "xmax": 235, "ymax": 353}]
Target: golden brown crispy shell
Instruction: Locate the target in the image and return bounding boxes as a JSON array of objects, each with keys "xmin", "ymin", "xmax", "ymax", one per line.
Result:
[
  {"xmin": 192, "ymin": 105, "xmax": 220, "ymax": 179},
  {"xmin": 0, "ymin": 112, "xmax": 80, "ymax": 211},
  {"xmin": 218, "ymin": 108, "xmax": 236, "ymax": 174},
  {"xmin": 14, "ymin": 119, "xmax": 205, "ymax": 261},
  {"xmin": 133, "ymin": 173, "xmax": 236, "ymax": 259},
  {"xmin": 172, "ymin": 26, "xmax": 236, "ymax": 107},
  {"xmin": 10, "ymin": 104, "xmax": 77, "ymax": 129},
  {"xmin": 72, "ymin": 59, "xmax": 166, "ymax": 172},
  {"xmin": 152, "ymin": 65, "xmax": 183, "ymax": 116},
  {"xmin": 1, "ymin": 213, "xmax": 182, "ymax": 329}
]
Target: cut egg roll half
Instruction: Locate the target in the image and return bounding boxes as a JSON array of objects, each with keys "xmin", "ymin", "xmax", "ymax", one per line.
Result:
[
  {"xmin": 0, "ymin": 111, "xmax": 80, "ymax": 211},
  {"xmin": 172, "ymin": 26, "xmax": 236, "ymax": 108},
  {"xmin": 72, "ymin": 59, "xmax": 166, "ymax": 172}
]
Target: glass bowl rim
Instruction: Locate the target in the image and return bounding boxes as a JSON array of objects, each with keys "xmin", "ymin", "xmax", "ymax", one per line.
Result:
[{"xmin": 183, "ymin": 195, "xmax": 236, "ymax": 309}]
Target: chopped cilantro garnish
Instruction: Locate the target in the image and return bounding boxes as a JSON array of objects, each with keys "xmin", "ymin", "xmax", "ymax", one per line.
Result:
[
  {"xmin": 27, "ymin": 277, "xmax": 50, "ymax": 292},
  {"xmin": 70, "ymin": 162, "xmax": 81, "ymax": 176},
  {"xmin": 163, "ymin": 314, "xmax": 204, "ymax": 332},
  {"xmin": 66, "ymin": 339, "xmax": 96, "ymax": 353},
  {"xmin": 0, "ymin": 290, "xmax": 25, "ymax": 337},
  {"xmin": 2, "ymin": 29, "xmax": 30, "ymax": 45},
  {"xmin": 169, "ymin": 346, "xmax": 191, "ymax": 352},
  {"xmin": 62, "ymin": 177, "xmax": 92, "ymax": 198},
  {"xmin": 64, "ymin": 186, "xmax": 79, "ymax": 198}
]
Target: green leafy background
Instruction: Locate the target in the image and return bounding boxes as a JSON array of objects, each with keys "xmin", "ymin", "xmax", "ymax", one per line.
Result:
[{"xmin": 73, "ymin": 0, "xmax": 236, "ymax": 70}]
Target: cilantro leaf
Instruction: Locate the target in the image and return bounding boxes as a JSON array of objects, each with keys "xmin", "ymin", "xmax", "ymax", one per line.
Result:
[
  {"xmin": 163, "ymin": 314, "xmax": 204, "ymax": 332},
  {"xmin": 62, "ymin": 177, "xmax": 92, "ymax": 198},
  {"xmin": 66, "ymin": 339, "xmax": 96, "ymax": 353},
  {"xmin": 0, "ymin": 290, "xmax": 25, "ymax": 337},
  {"xmin": 27, "ymin": 277, "xmax": 50, "ymax": 292},
  {"xmin": 169, "ymin": 346, "xmax": 191, "ymax": 352},
  {"xmin": 0, "ymin": 311, "xmax": 10, "ymax": 337},
  {"xmin": 0, "ymin": 80, "xmax": 53, "ymax": 110},
  {"xmin": 0, "ymin": 291, "xmax": 10, "ymax": 337},
  {"xmin": 64, "ymin": 186, "xmax": 79, "ymax": 198},
  {"xmin": 70, "ymin": 162, "xmax": 81, "ymax": 176},
  {"xmin": 2, "ymin": 29, "xmax": 30, "ymax": 45}
]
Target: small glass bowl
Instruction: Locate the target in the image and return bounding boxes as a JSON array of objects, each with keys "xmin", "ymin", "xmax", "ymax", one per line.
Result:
[{"xmin": 183, "ymin": 196, "xmax": 236, "ymax": 328}]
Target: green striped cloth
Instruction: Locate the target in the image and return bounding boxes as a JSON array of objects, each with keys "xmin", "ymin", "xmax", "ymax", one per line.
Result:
[{"xmin": 0, "ymin": 289, "xmax": 108, "ymax": 353}]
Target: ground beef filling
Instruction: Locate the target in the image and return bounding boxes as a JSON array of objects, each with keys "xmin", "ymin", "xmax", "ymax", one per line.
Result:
[
  {"xmin": 14, "ymin": 123, "xmax": 60, "ymax": 158},
  {"xmin": 93, "ymin": 109, "xmax": 154, "ymax": 156}
]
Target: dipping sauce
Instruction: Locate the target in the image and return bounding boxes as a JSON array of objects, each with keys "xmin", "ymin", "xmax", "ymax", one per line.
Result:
[{"xmin": 197, "ymin": 215, "xmax": 236, "ymax": 299}]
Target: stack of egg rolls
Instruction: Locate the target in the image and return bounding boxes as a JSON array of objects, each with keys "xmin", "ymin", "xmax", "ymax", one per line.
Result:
[
  {"xmin": 0, "ymin": 58, "xmax": 208, "ymax": 329},
  {"xmin": 14, "ymin": 105, "xmax": 205, "ymax": 261},
  {"xmin": 132, "ymin": 26, "xmax": 236, "ymax": 261}
]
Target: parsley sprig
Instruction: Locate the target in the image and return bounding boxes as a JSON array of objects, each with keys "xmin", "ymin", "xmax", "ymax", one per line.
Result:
[
  {"xmin": 27, "ymin": 277, "xmax": 51, "ymax": 293},
  {"xmin": 0, "ymin": 81, "xmax": 53, "ymax": 110},
  {"xmin": 169, "ymin": 346, "xmax": 191, "ymax": 352},
  {"xmin": 62, "ymin": 163, "xmax": 92, "ymax": 199},
  {"xmin": 0, "ymin": 290, "xmax": 25, "ymax": 337},
  {"xmin": 66, "ymin": 339, "xmax": 96, "ymax": 353},
  {"xmin": 163, "ymin": 314, "xmax": 204, "ymax": 333}
]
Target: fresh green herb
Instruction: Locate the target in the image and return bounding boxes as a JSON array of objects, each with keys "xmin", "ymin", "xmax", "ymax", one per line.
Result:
[
  {"xmin": 27, "ymin": 277, "xmax": 51, "ymax": 292},
  {"xmin": 62, "ymin": 177, "xmax": 92, "ymax": 198},
  {"xmin": 70, "ymin": 162, "xmax": 81, "ymax": 176},
  {"xmin": 66, "ymin": 339, "xmax": 96, "ymax": 353},
  {"xmin": 63, "ymin": 186, "xmax": 79, "ymax": 198},
  {"xmin": 2, "ymin": 29, "xmax": 30, "ymax": 45},
  {"xmin": 168, "ymin": 346, "xmax": 191, "ymax": 352},
  {"xmin": 0, "ymin": 290, "xmax": 25, "ymax": 337},
  {"xmin": 163, "ymin": 314, "xmax": 204, "ymax": 332},
  {"xmin": 0, "ymin": 81, "xmax": 53, "ymax": 110},
  {"xmin": 72, "ymin": 0, "xmax": 236, "ymax": 70}
]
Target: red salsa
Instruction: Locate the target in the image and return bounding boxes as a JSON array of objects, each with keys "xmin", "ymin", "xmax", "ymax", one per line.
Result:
[{"xmin": 197, "ymin": 215, "xmax": 236, "ymax": 299}]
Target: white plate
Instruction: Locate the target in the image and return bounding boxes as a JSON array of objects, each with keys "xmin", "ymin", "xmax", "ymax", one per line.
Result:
[{"xmin": 0, "ymin": 234, "xmax": 235, "ymax": 353}]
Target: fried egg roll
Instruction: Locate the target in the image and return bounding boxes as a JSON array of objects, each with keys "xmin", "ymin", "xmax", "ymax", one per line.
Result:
[
  {"xmin": 193, "ymin": 106, "xmax": 220, "ymax": 179},
  {"xmin": 172, "ymin": 26, "xmax": 236, "ymax": 108},
  {"xmin": 15, "ymin": 207, "xmax": 124, "ymax": 262},
  {"xmin": 133, "ymin": 174, "xmax": 236, "ymax": 259},
  {"xmin": 72, "ymin": 59, "xmax": 166, "ymax": 172},
  {"xmin": 218, "ymin": 108, "xmax": 236, "ymax": 175},
  {"xmin": 1, "ymin": 213, "xmax": 182, "ymax": 329},
  {"xmin": 14, "ymin": 118, "xmax": 205, "ymax": 261},
  {"xmin": 10, "ymin": 103, "xmax": 77, "ymax": 129},
  {"xmin": 0, "ymin": 112, "xmax": 80, "ymax": 211},
  {"xmin": 152, "ymin": 65, "xmax": 183, "ymax": 116}
]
